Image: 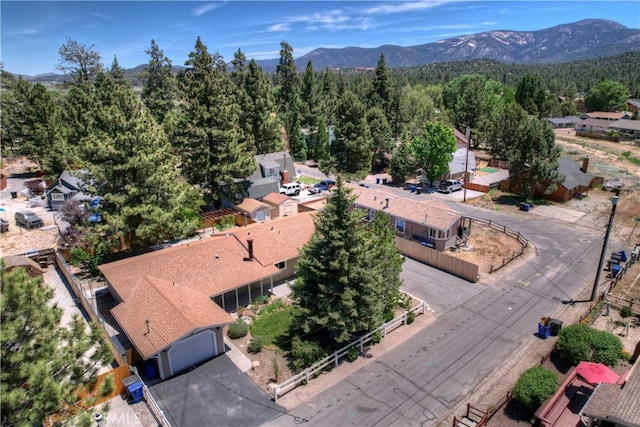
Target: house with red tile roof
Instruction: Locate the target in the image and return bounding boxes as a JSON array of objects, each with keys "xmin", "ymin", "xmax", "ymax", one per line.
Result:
[
  {"xmin": 99, "ymin": 212, "xmax": 315, "ymax": 379},
  {"xmin": 347, "ymin": 184, "xmax": 465, "ymax": 251}
]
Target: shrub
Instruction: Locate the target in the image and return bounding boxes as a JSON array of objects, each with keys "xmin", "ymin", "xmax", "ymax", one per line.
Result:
[
  {"xmin": 259, "ymin": 299, "xmax": 286, "ymax": 316},
  {"xmin": 513, "ymin": 366, "xmax": 558, "ymax": 410},
  {"xmin": 253, "ymin": 295, "xmax": 270, "ymax": 306},
  {"xmin": 370, "ymin": 330, "xmax": 382, "ymax": 345},
  {"xmin": 346, "ymin": 345, "xmax": 360, "ymax": 362},
  {"xmin": 248, "ymin": 336, "xmax": 263, "ymax": 354},
  {"xmin": 406, "ymin": 310, "xmax": 415, "ymax": 325},
  {"xmin": 620, "ymin": 306, "xmax": 633, "ymax": 319},
  {"xmin": 290, "ymin": 336, "xmax": 326, "ymax": 372},
  {"xmin": 383, "ymin": 309, "xmax": 395, "ymax": 323},
  {"xmin": 558, "ymin": 323, "xmax": 623, "ymax": 366},
  {"xmin": 227, "ymin": 319, "xmax": 249, "ymax": 339}
]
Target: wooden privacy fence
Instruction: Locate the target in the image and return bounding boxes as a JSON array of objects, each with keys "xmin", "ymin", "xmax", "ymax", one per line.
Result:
[
  {"xmin": 44, "ymin": 365, "xmax": 131, "ymax": 427},
  {"xmin": 464, "ymin": 182, "xmax": 491, "ymax": 193},
  {"xmin": 272, "ymin": 300, "xmax": 426, "ymax": 403},
  {"xmin": 465, "ymin": 217, "xmax": 529, "ymax": 274},
  {"xmin": 395, "ymin": 237, "xmax": 479, "ymax": 282},
  {"xmin": 54, "ymin": 250, "xmax": 127, "ymax": 367}
]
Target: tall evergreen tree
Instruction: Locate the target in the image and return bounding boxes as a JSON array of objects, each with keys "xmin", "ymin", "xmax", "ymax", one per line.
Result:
[
  {"xmin": 389, "ymin": 137, "xmax": 415, "ymax": 185},
  {"xmin": 366, "ymin": 210, "xmax": 404, "ymax": 317},
  {"xmin": 410, "ymin": 121, "xmax": 457, "ymax": 186},
  {"xmin": 175, "ymin": 37, "xmax": 256, "ymax": 203},
  {"xmin": 292, "ymin": 176, "xmax": 384, "ymax": 343},
  {"xmin": 241, "ymin": 60, "xmax": 283, "ymax": 154},
  {"xmin": 275, "ymin": 41, "xmax": 306, "ymax": 159},
  {"xmin": 507, "ymin": 118, "xmax": 562, "ymax": 199},
  {"xmin": 515, "ymin": 74, "xmax": 546, "ymax": 116},
  {"xmin": 367, "ymin": 106, "xmax": 394, "ymax": 172},
  {"xmin": 140, "ymin": 39, "xmax": 177, "ymax": 125},
  {"xmin": 1, "ymin": 266, "xmax": 113, "ymax": 425},
  {"xmin": 327, "ymin": 91, "xmax": 372, "ymax": 179},
  {"xmin": 485, "ymin": 101, "xmax": 529, "ymax": 160},
  {"xmin": 370, "ymin": 54, "xmax": 392, "ymax": 117},
  {"xmin": 21, "ymin": 83, "xmax": 61, "ymax": 169},
  {"xmin": 79, "ymin": 73, "xmax": 203, "ymax": 248}
]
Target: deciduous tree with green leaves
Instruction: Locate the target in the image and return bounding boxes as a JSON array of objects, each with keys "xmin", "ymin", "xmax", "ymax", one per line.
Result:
[
  {"xmin": 506, "ymin": 117, "xmax": 562, "ymax": 199},
  {"xmin": 292, "ymin": 176, "xmax": 385, "ymax": 344},
  {"xmin": 410, "ymin": 121, "xmax": 456, "ymax": 186},
  {"xmin": 584, "ymin": 79, "xmax": 629, "ymax": 112},
  {"xmin": 1, "ymin": 266, "xmax": 114, "ymax": 425}
]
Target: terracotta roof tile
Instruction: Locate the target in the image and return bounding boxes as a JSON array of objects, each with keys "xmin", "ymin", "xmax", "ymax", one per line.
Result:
[
  {"xmin": 347, "ymin": 184, "xmax": 461, "ymax": 230},
  {"xmin": 110, "ymin": 276, "xmax": 233, "ymax": 359}
]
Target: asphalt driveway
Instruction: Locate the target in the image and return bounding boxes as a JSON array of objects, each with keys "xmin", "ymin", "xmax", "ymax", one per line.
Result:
[{"xmin": 149, "ymin": 354, "xmax": 286, "ymax": 427}]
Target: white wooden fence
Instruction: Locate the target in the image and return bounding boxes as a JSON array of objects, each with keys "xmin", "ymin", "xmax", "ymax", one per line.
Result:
[{"xmin": 272, "ymin": 300, "xmax": 427, "ymax": 403}]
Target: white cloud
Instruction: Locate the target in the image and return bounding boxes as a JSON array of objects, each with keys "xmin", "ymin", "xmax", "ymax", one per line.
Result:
[
  {"xmin": 267, "ymin": 23, "xmax": 291, "ymax": 32},
  {"xmin": 363, "ymin": 1, "xmax": 448, "ymax": 15},
  {"xmin": 7, "ymin": 28, "xmax": 38, "ymax": 36},
  {"xmin": 88, "ymin": 12, "xmax": 114, "ymax": 21},
  {"xmin": 191, "ymin": 3, "xmax": 223, "ymax": 17}
]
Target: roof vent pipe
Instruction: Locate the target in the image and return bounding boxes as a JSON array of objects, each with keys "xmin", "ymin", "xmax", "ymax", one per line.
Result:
[{"xmin": 247, "ymin": 238, "xmax": 254, "ymax": 261}]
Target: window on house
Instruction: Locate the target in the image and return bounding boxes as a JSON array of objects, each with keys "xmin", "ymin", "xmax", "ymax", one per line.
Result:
[
  {"xmin": 429, "ymin": 228, "xmax": 436, "ymax": 238},
  {"xmin": 51, "ymin": 193, "xmax": 64, "ymax": 201},
  {"xmin": 275, "ymin": 261, "xmax": 286, "ymax": 270},
  {"xmin": 438, "ymin": 230, "xmax": 444, "ymax": 239},
  {"xmin": 396, "ymin": 219, "xmax": 405, "ymax": 234},
  {"xmin": 267, "ymin": 167, "xmax": 277, "ymax": 176},
  {"xmin": 446, "ymin": 229, "xmax": 451, "ymax": 238}
]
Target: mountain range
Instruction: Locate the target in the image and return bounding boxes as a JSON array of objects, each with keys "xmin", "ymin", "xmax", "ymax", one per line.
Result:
[{"xmin": 19, "ymin": 19, "xmax": 640, "ymax": 82}]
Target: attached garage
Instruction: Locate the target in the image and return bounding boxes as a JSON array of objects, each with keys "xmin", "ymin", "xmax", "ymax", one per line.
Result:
[{"xmin": 168, "ymin": 330, "xmax": 218, "ymax": 375}]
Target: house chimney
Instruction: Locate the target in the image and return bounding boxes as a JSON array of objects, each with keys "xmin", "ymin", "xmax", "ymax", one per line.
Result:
[
  {"xmin": 246, "ymin": 238, "xmax": 254, "ymax": 261},
  {"xmin": 581, "ymin": 156, "xmax": 590, "ymax": 173},
  {"xmin": 384, "ymin": 197, "xmax": 390, "ymax": 209}
]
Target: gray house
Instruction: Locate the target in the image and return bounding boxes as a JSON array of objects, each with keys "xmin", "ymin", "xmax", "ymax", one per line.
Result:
[
  {"xmin": 245, "ymin": 152, "xmax": 297, "ymax": 200},
  {"xmin": 45, "ymin": 170, "xmax": 90, "ymax": 210}
]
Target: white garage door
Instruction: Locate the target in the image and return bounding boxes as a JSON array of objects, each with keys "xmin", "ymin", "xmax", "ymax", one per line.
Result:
[{"xmin": 168, "ymin": 330, "xmax": 217, "ymax": 375}]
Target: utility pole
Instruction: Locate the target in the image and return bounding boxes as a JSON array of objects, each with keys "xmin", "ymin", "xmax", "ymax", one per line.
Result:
[
  {"xmin": 590, "ymin": 192, "xmax": 619, "ymax": 301},
  {"xmin": 463, "ymin": 127, "xmax": 470, "ymax": 203}
]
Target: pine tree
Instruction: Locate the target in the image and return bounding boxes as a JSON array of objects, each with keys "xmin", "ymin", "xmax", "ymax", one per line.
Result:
[
  {"xmin": 275, "ymin": 41, "xmax": 306, "ymax": 159},
  {"xmin": 515, "ymin": 74, "xmax": 546, "ymax": 116},
  {"xmin": 371, "ymin": 54, "xmax": 392, "ymax": 118},
  {"xmin": 79, "ymin": 72, "xmax": 203, "ymax": 248},
  {"xmin": 1, "ymin": 266, "xmax": 113, "ymax": 425},
  {"xmin": 410, "ymin": 121, "xmax": 457, "ymax": 186},
  {"xmin": 389, "ymin": 137, "xmax": 416, "ymax": 185},
  {"xmin": 328, "ymin": 91, "xmax": 372, "ymax": 179},
  {"xmin": 292, "ymin": 176, "xmax": 383, "ymax": 343},
  {"xmin": 367, "ymin": 106, "xmax": 393, "ymax": 172},
  {"xmin": 175, "ymin": 37, "xmax": 256, "ymax": 203},
  {"xmin": 56, "ymin": 38, "xmax": 103, "ymax": 82},
  {"xmin": 140, "ymin": 39, "xmax": 177, "ymax": 125},
  {"xmin": 366, "ymin": 211, "xmax": 404, "ymax": 317},
  {"xmin": 241, "ymin": 60, "xmax": 283, "ymax": 154}
]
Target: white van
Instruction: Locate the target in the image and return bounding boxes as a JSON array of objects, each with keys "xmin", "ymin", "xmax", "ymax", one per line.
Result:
[{"xmin": 279, "ymin": 182, "xmax": 301, "ymax": 196}]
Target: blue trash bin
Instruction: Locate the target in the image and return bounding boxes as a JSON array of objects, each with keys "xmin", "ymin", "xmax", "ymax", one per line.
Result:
[
  {"xmin": 612, "ymin": 264, "xmax": 622, "ymax": 278},
  {"xmin": 376, "ymin": 178, "xmax": 380, "ymax": 184},
  {"xmin": 538, "ymin": 323, "xmax": 551, "ymax": 339},
  {"xmin": 411, "ymin": 185, "xmax": 416, "ymax": 193},
  {"xmin": 122, "ymin": 375, "xmax": 144, "ymax": 403}
]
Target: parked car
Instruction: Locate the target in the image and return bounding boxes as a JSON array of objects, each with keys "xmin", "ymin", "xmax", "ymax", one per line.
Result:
[
  {"xmin": 438, "ymin": 179, "xmax": 464, "ymax": 193},
  {"xmin": 320, "ymin": 179, "xmax": 336, "ymax": 189},
  {"xmin": 308, "ymin": 183, "xmax": 327, "ymax": 194},
  {"xmin": 15, "ymin": 210, "xmax": 43, "ymax": 229},
  {"xmin": 279, "ymin": 182, "xmax": 301, "ymax": 196},
  {"xmin": 0, "ymin": 218, "xmax": 9, "ymax": 233}
]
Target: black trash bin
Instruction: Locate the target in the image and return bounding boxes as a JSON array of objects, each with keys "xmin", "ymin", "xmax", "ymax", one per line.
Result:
[
  {"xmin": 10, "ymin": 191, "xmax": 17, "ymax": 199},
  {"xmin": 550, "ymin": 319, "xmax": 563, "ymax": 336},
  {"xmin": 416, "ymin": 186, "xmax": 422, "ymax": 194}
]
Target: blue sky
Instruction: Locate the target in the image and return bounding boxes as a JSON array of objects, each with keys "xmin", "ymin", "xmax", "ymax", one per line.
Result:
[{"xmin": 2, "ymin": 1, "xmax": 639, "ymax": 76}]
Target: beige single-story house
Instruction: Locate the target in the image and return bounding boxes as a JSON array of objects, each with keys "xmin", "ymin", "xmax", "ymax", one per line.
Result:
[
  {"xmin": 99, "ymin": 212, "xmax": 315, "ymax": 379},
  {"xmin": 347, "ymin": 184, "xmax": 465, "ymax": 251},
  {"xmin": 234, "ymin": 198, "xmax": 272, "ymax": 225}
]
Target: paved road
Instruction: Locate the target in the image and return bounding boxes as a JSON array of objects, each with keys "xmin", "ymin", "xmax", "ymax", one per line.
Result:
[{"xmin": 265, "ymin": 203, "xmax": 604, "ymax": 427}]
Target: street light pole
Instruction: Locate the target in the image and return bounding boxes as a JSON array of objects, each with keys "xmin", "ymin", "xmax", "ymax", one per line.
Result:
[{"xmin": 590, "ymin": 193, "xmax": 619, "ymax": 301}]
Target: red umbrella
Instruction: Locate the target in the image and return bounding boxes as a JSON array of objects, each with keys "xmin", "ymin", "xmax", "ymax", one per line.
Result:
[{"xmin": 575, "ymin": 361, "xmax": 620, "ymax": 385}]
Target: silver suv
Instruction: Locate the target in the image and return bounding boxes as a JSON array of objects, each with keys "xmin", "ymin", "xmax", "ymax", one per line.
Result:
[{"xmin": 15, "ymin": 210, "xmax": 43, "ymax": 229}]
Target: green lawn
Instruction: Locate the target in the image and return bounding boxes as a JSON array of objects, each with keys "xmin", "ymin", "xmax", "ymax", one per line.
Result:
[
  {"xmin": 250, "ymin": 306, "xmax": 296, "ymax": 347},
  {"xmin": 298, "ymin": 176, "xmax": 320, "ymax": 185}
]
